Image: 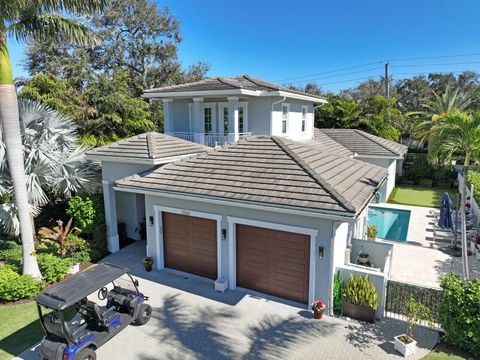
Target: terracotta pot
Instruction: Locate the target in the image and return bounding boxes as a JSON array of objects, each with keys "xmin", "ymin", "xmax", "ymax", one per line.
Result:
[
  {"xmin": 144, "ymin": 265, "xmax": 153, "ymax": 272},
  {"xmin": 313, "ymin": 312, "xmax": 323, "ymax": 319}
]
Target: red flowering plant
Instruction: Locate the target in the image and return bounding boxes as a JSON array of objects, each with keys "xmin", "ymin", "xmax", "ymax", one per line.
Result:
[
  {"xmin": 143, "ymin": 257, "xmax": 154, "ymax": 267},
  {"xmin": 311, "ymin": 299, "xmax": 326, "ymax": 314}
]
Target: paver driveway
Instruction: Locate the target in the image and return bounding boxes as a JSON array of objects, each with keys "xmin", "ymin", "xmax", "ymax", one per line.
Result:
[{"xmin": 17, "ymin": 241, "xmax": 438, "ymax": 360}]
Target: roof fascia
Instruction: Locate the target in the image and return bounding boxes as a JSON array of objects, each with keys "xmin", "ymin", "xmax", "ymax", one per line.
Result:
[{"xmin": 142, "ymin": 89, "xmax": 260, "ymax": 99}]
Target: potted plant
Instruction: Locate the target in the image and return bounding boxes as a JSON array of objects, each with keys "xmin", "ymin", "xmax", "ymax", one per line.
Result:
[
  {"xmin": 342, "ymin": 274, "xmax": 379, "ymax": 323},
  {"xmin": 394, "ymin": 296, "xmax": 432, "ymax": 357},
  {"xmin": 143, "ymin": 257, "xmax": 154, "ymax": 272},
  {"xmin": 367, "ymin": 224, "xmax": 378, "ymax": 241},
  {"xmin": 311, "ymin": 299, "xmax": 326, "ymax": 319}
]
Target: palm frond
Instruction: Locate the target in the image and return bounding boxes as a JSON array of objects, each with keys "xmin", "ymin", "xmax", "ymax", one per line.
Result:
[
  {"xmin": 0, "ymin": 201, "xmax": 40, "ymax": 236},
  {"xmin": 8, "ymin": 14, "xmax": 99, "ymax": 47},
  {"xmin": 27, "ymin": 0, "xmax": 106, "ymax": 15}
]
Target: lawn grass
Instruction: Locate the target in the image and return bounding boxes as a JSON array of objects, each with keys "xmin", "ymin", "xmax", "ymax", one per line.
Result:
[
  {"xmin": 422, "ymin": 342, "xmax": 475, "ymax": 359},
  {"xmin": 388, "ymin": 185, "xmax": 457, "ymax": 208},
  {"xmin": 0, "ymin": 302, "xmax": 44, "ymax": 360}
]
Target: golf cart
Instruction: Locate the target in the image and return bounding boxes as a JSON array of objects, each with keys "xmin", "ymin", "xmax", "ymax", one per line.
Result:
[{"xmin": 35, "ymin": 263, "xmax": 152, "ymax": 360}]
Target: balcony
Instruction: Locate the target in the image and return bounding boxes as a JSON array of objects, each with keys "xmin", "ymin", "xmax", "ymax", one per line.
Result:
[{"xmin": 167, "ymin": 132, "xmax": 252, "ymax": 147}]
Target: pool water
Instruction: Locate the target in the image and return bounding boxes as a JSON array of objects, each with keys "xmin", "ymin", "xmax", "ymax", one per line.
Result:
[{"xmin": 367, "ymin": 207, "xmax": 411, "ymax": 241}]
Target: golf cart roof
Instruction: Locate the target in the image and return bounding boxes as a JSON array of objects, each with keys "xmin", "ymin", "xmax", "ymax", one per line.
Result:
[{"xmin": 35, "ymin": 263, "xmax": 129, "ymax": 310}]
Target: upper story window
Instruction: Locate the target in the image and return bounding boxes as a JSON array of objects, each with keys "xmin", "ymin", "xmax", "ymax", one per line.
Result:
[
  {"xmin": 282, "ymin": 104, "xmax": 289, "ymax": 134},
  {"xmin": 238, "ymin": 106, "xmax": 245, "ymax": 133},
  {"xmin": 223, "ymin": 107, "xmax": 229, "ymax": 133},
  {"xmin": 204, "ymin": 107, "xmax": 213, "ymax": 133},
  {"xmin": 301, "ymin": 106, "xmax": 307, "ymax": 133}
]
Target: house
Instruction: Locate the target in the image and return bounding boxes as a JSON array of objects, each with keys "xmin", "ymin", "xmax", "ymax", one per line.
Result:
[
  {"xmin": 86, "ymin": 75, "xmax": 407, "ymax": 311},
  {"xmin": 309, "ymin": 128, "xmax": 408, "ymax": 202},
  {"xmin": 142, "ymin": 75, "xmax": 326, "ymax": 147}
]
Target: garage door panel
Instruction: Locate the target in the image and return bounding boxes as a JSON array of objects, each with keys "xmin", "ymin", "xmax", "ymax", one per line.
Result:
[
  {"xmin": 236, "ymin": 224, "xmax": 310, "ymax": 304},
  {"xmin": 163, "ymin": 212, "xmax": 217, "ymax": 279}
]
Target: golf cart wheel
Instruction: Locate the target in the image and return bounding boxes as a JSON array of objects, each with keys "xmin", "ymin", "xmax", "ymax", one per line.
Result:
[
  {"xmin": 75, "ymin": 347, "xmax": 96, "ymax": 360},
  {"xmin": 134, "ymin": 303, "xmax": 152, "ymax": 325}
]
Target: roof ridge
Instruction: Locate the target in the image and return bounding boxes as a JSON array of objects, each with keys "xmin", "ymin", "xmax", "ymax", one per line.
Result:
[
  {"xmin": 354, "ymin": 129, "xmax": 397, "ymax": 155},
  {"xmin": 271, "ymin": 136, "xmax": 356, "ymax": 213},
  {"xmin": 146, "ymin": 133, "xmax": 155, "ymax": 158},
  {"xmin": 241, "ymin": 75, "xmax": 280, "ymax": 90},
  {"xmin": 217, "ymin": 77, "xmax": 242, "ymax": 88}
]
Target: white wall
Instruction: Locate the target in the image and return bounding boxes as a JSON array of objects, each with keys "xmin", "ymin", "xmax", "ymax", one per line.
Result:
[
  {"xmin": 353, "ymin": 205, "xmax": 369, "ymax": 240},
  {"xmin": 140, "ymin": 192, "xmax": 342, "ymax": 310},
  {"xmin": 357, "ymin": 157, "xmax": 397, "ymax": 201},
  {"xmin": 271, "ymin": 99, "xmax": 314, "ymax": 141},
  {"xmin": 101, "ymin": 161, "xmax": 152, "ymax": 242},
  {"xmin": 332, "ymin": 221, "xmax": 350, "ymax": 270}
]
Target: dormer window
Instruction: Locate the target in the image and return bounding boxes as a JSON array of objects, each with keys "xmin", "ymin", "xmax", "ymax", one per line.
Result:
[
  {"xmin": 238, "ymin": 106, "xmax": 245, "ymax": 133},
  {"xmin": 282, "ymin": 104, "xmax": 289, "ymax": 134},
  {"xmin": 204, "ymin": 107, "xmax": 213, "ymax": 133}
]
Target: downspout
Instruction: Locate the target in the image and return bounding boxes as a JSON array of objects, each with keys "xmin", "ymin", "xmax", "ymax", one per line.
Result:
[{"xmin": 270, "ymin": 96, "xmax": 286, "ymax": 135}]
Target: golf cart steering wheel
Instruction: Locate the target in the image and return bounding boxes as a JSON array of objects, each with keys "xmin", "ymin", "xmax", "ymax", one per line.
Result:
[{"xmin": 98, "ymin": 287, "xmax": 108, "ymax": 300}]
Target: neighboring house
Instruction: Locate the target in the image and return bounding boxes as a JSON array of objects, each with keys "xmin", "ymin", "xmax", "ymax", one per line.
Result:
[
  {"xmin": 309, "ymin": 128, "xmax": 408, "ymax": 202},
  {"xmin": 87, "ymin": 75, "xmax": 408, "ymax": 312},
  {"xmin": 143, "ymin": 75, "xmax": 326, "ymax": 147}
]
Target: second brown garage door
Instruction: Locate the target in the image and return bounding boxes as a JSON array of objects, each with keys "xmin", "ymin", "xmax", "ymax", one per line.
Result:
[
  {"xmin": 162, "ymin": 212, "xmax": 217, "ymax": 279},
  {"xmin": 236, "ymin": 224, "xmax": 310, "ymax": 303}
]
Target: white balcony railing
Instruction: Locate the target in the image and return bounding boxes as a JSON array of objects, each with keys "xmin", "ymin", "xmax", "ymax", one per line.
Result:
[{"xmin": 166, "ymin": 132, "xmax": 252, "ymax": 147}]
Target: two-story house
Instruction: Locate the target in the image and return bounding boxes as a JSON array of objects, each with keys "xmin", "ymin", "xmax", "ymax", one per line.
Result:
[{"xmin": 87, "ymin": 75, "xmax": 406, "ymax": 313}]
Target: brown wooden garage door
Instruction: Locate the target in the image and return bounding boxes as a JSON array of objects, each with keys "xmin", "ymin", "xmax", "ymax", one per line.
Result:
[
  {"xmin": 162, "ymin": 212, "xmax": 217, "ymax": 279},
  {"xmin": 236, "ymin": 224, "xmax": 310, "ymax": 303}
]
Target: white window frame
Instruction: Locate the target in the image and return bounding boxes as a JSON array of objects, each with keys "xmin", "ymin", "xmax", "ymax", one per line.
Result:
[
  {"xmin": 188, "ymin": 103, "xmax": 193, "ymax": 132},
  {"xmin": 237, "ymin": 102, "xmax": 248, "ymax": 134},
  {"xmin": 301, "ymin": 105, "xmax": 308, "ymax": 133},
  {"xmin": 203, "ymin": 103, "xmax": 216, "ymax": 134},
  {"xmin": 281, "ymin": 103, "xmax": 290, "ymax": 134}
]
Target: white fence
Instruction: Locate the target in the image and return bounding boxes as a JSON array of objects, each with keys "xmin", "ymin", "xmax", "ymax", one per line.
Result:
[{"xmin": 457, "ymin": 172, "xmax": 480, "ymax": 225}]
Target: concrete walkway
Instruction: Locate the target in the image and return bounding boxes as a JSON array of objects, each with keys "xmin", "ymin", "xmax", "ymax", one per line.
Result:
[{"xmin": 16, "ymin": 241, "xmax": 438, "ymax": 360}]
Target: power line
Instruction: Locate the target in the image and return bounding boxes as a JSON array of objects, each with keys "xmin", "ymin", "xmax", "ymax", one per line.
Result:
[
  {"xmin": 315, "ymin": 75, "xmax": 381, "ymax": 87},
  {"xmin": 392, "ymin": 60, "xmax": 480, "ymax": 68},
  {"xmin": 285, "ymin": 66, "xmax": 383, "ymax": 85},
  {"xmin": 390, "ymin": 51, "xmax": 480, "ymax": 62},
  {"xmin": 271, "ymin": 61, "xmax": 385, "ymax": 82}
]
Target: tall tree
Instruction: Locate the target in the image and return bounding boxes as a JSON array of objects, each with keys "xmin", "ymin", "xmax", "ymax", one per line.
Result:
[
  {"xmin": 428, "ymin": 110, "xmax": 480, "ymax": 280},
  {"xmin": 0, "ymin": 0, "xmax": 104, "ymax": 278}
]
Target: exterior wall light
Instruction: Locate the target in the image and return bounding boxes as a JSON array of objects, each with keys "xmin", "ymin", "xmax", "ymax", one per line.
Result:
[
  {"xmin": 149, "ymin": 216, "xmax": 154, "ymax": 226},
  {"xmin": 318, "ymin": 246, "xmax": 324, "ymax": 260},
  {"xmin": 221, "ymin": 229, "xmax": 227, "ymax": 240}
]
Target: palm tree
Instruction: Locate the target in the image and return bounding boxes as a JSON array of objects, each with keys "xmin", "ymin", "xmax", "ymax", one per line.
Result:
[
  {"xmin": 0, "ymin": 99, "xmax": 96, "ymax": 235},
  {"xmin": 415, "ymin": 86, "xmax": 471, "ymax": 142},
  {"xmin": 428, "ymin": 110, "xmax": 480, "ymax": 280},
  {"xmin": 0, "ymin": 0, "xmax": 104, "ymax": 277}
]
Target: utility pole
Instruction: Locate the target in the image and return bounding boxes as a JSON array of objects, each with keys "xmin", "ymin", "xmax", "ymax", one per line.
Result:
[{"xmin": 385, "ymin": 62, "xmax": 390, "ymax": 98}]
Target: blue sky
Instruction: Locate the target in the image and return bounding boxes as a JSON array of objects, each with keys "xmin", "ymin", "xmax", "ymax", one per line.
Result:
[{"xmin": 8, "ymin": 0, "xmax": 480, "ymax": 92}]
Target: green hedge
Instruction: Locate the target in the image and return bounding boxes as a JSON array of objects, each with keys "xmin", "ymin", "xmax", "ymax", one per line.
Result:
[
  {"xmin": 440, "ymin": 273, "xmax": 480, "ymax": 355},
  {"xmin": 467, "ymin": 170, "xmax": 480, "ymax": 202},
  {"xmin": 37, "ymin": 254, "xmax": 71, "ymax": 283},
  {"xmin": 0, "ymin": 265, "xmax": 41, "ymax": 301}
]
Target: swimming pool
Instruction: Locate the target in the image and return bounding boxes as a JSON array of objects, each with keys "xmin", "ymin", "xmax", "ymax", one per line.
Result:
[{"xmin": 367, "ymin": 207, "xmax": 411, "ymax": 242}]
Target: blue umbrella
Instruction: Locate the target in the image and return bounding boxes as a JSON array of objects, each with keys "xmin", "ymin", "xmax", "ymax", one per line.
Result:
[{"xmin": 438, "ymin": 192, "xmax": 454, "ymax": 229}]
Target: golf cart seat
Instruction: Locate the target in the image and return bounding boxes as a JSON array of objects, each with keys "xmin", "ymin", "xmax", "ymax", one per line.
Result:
[{"xmin": 84, "ymin": 301, "xmax": 118, "ymax": 328}]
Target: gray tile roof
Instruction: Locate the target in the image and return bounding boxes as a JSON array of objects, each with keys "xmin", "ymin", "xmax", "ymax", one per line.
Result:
[
  {"xmin": 307, "ymin": 129, "xmax": 354, "ymax": 157},
  {"xmin": 313, "ymin": 128, "xmax": 408, "ymax": 157},
  {"xmin": 144, "ymin": 75, "xmax": 326, "ymax": 100},
  {"xmin": 86, "ymin": 132, "xmax": 210, "ymax": 162},
  {"xmin": 116, "ymin": 136, "xmax": 387, "ymax": 215}
]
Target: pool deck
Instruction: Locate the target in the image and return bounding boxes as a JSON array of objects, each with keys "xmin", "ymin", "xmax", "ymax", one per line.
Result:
[{"xmin": 371, "ymin": 203, "xmax": 480, "ymax": 287}]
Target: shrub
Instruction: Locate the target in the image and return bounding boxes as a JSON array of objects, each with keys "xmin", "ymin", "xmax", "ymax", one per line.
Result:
[
  {"xmin": 62, "ymin": 233, "xmax": 89, "ymax": 258},
  {"xmin": 67, "ymin": 196, "xmax": 96, "ymax": 231},
  {"xmin": 89, "ymin": 221, "xmax": 108, "ymax": 260},
  {"xmin": 0, "ymin": 265, "xmax": 41, "ymax": 301},
  {"xmin": 439, "ymin": 273, "xmax": 480, "ymax": 355},
  {"xmin": 0, "ymin": 241, "xmax": 22, "ymax": 269},
  {"xmin": 333, "ymin": 272, "xmax": 344, "ymax": 314},
  {"xmin": 467, "ymin": 170, "xmax": 480, "ymax": 202},
  {"xmin": 68, "ymin": 250, "xmax": 91, "ymax": 265},
  {"xmin": 37, "ymin": 254, "xmax": 71, "ymax": 283},
  {"xmin": 35, "ymin": 241, "xmax": 61, "ymax": 255},
  {"xmin": 343, "ymin": 274, "xmax": 379, "ymax": 309}
]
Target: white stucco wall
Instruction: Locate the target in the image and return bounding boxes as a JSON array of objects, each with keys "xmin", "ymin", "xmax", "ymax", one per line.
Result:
[
  {"xmin": 353, "ymin": 205, "xmax": 369, "ymax": 240},
  {"xmin": 136, "ymin": 192, "xmax": 352, "ymax": 310},
  {"xmin": 101, "ymin": 161, "xmax": 152, "ymax": 242},
  {"xmin": 271, "ymin": 99, "xmax": 314, "ymax": 141},
  {"xmin": 332, "ymin": 222, "xmax": 349, "ymax": 270},
  {"xmin": 357, "ymin": 157, "xmax": 397, "ymax": 201}
]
